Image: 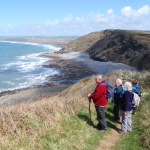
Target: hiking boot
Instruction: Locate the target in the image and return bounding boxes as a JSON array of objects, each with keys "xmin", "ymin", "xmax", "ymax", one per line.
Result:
[
  {"xmin": 118, "ymin": 130, "xmax": 125, "ymax": 134},
  {"xmin": 116, "ymin": 120, "xmax": 121, "ymax": 124},
  {"xmin": 98, "ymin": 129, "xmax": 107, "ymax": 133},
  {"xmin": 132, "ymin": 112, "xmax": 136, "ymax": 115},
  {"xmin": 95, "ymin": 125, "xmax": 102, "ymax": 131}
]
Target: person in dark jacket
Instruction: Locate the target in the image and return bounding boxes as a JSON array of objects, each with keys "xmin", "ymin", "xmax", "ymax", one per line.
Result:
[
  {"xmin": 119, "ymin": 81, "xmax": 134, "ymax": 134},
  {"xmin": 88, "ymin": 75, "xmax": 108, "ymax": 132},
  {"xmin": 113, "ymin": 78, "xmax": 124, "ymax": 123}
]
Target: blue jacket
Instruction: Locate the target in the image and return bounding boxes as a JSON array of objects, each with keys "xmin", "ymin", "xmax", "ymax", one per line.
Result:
[
  {"xmin": 121, "ymin": 91, "xmax": 134, "ymax": 111},
  {"xmin": 132, "ymin": 85, "xmax": 141, "ymax": 97},
  {"xmin": 133, "ymin": 85, "xmax": 140, "ymax": 90}
]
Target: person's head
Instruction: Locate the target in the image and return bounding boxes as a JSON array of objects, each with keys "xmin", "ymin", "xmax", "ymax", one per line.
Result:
[
  {"xmin": 132, "ymin": 80, "xmax": 138, "ymax": 85},
  {"xmin": 124, "ymin": 81, "xmax": 132, "ymax": 91},
  {"xmin": 115, "ymin": 78, "xmax": 122, "ymax": 86},
  {"xmin": 95, "ymin": 74, "xmax": 103, "ymax": 84}
]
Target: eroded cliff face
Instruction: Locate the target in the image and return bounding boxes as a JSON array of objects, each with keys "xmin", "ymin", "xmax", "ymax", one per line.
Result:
[
  {"xmin": 58, "ymin": 29, "xmax": 150, "ymax": 70},
  {"xmin": 87, "ymin": 30, "xmax": 150, "ymax": 70}
]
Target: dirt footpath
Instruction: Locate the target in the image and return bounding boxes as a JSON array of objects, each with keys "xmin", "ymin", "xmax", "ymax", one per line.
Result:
[{"xmin": 95, "ymin": 124, "xmax": 122, "ymax": 150}]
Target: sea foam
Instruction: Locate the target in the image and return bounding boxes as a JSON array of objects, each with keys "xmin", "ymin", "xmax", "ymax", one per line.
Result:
[{"xmin": 0, "ymin": 41, "xmax": 60, "ymax": 92}]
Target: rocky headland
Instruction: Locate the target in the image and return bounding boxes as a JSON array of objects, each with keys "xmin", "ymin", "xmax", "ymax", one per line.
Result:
[{"xmin": 59, "ymin": 29, "xmax": 150, "ymax": 70}]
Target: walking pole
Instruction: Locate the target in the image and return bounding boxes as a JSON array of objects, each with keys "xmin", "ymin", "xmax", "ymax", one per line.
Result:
[{"xmin": 89, "ymin": 99, "xmax": 91, "ymax": 119}]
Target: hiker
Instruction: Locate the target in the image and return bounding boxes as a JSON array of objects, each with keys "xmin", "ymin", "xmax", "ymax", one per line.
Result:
[
  {"xmin": 113, "ymin": 78, "xmax": 124, "ymax": 123},
  {"xmin": 132, "ymin": 80, "xmax": 142, "ymax": 115},
  {"xmin": 119, "ymin": 81, "xmax": 134, "ymax": 134},
  {"xmin": 88, "ymin": 75, "xmax": 108, "ymax": 132}
]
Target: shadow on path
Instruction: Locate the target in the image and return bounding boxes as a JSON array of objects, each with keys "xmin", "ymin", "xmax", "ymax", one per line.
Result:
[
  {"xmin": 77, "ymin": 113, "xmax": 96, "ymax": 128},
  {"xmin": 106, "ymin": 108, "xmax": 120, "ymax": 132},
  {"xmin": 77, "ymin": 109, "xmax": 120, "ymax": 132}
]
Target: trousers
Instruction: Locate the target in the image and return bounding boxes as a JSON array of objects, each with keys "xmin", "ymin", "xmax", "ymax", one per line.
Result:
[
  {"xmin": 113, "ymin": 104, "xmax": 120, "ymax": 121},
  {"xmin": 95, "ymin": 105, "xmax": 107, "ymax": 130},
  {"xmin": 122, "ymin": 111, "xmax": 132, "ymax": 132}
]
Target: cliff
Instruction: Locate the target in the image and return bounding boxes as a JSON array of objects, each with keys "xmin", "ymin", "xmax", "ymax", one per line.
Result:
[{"xmin": 59, "ymin": 29, "xmax": 150, "ymax": 70}]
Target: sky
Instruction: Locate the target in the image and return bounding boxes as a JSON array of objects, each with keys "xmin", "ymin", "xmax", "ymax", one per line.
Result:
[{"xmin": 0, "ymin": 0, "xmax": 150, "ymax": 36}]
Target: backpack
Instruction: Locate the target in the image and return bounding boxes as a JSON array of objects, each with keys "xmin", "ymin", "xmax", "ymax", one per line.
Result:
[
  {"xmin": 102, "ymin": 82, "xmax": 114, "ymax": 99},
  {"xmin": 132, "ymin": 92, "xmax": 141, "ymax": 107},
  {"xmin": 133, "ymin": 87, "xmax": 142, "ymax": 97}
]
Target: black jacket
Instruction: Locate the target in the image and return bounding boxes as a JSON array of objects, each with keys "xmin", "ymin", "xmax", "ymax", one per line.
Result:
[{"xmin": 114, "ymin": 85, "xmax": 124, "ymax": 106}]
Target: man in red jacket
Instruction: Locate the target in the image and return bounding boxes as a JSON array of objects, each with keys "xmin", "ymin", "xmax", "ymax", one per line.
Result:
[{"xmin": 88, "ymin": 75, "xmax": 108, "ymax": 132}]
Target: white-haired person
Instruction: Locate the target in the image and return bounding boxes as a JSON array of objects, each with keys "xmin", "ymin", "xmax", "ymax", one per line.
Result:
[
  {"xmin": 113, "ymin": 78, "xmax": 124, "ymax": 123},
  {"xmin": 88, "ymin": 75, "xmax": 108, "ymax": 132},
  {"xmin": 119, "ymin": 81, "xmax": 134, "ymax": 134}
]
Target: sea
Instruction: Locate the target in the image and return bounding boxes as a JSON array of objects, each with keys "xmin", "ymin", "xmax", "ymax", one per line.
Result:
[{"xmin": 0, "ymin": 41, "xmax": 60, "ymax": 92}]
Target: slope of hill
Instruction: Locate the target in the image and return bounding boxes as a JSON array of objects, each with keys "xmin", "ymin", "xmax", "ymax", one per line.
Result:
[
  {"xmin": 58, "ymin": 30, "xmax": 106, "ymax": 53},
  {"xmin": 59, "ymin": 29, "xmax": 150, "ymax": 70},
  {"xmin": 0, "ymin": 70, "xmax": 149, "ymax": 149}
]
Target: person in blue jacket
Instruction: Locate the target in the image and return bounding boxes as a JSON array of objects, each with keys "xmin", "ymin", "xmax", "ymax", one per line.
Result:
[
  {"xmin": 119, "ymin": 81, "xmax": 134, "ymax": 134},
  {"xmin": 132, "ymin": 80, "xmax": 141, "ymax": 115}
]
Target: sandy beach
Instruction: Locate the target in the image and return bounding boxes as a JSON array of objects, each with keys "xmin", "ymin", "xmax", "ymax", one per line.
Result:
[{"xmin": 0, "ymin": 37, "xmax": 74, "ymax": 47}]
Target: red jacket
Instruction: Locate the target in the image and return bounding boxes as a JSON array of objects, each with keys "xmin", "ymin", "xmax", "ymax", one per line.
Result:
[{"xmin": 89, "ymin": 83, "xmax": 108, "ymax": 107}]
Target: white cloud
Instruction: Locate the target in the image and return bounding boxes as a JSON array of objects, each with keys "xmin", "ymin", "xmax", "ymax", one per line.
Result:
[
  {"xmin": 44, "ymin": 19, "xmax": 59, "ymax": 26},
  {"xmin": 64, "ymin": 14, "xmax": 73, "ymax": 22},
  {"xmin": 76, "ymin": 17, "xmax": 86, "ymax": 22},
  {"xmin": 0, "ymin": 5, "xmax": 150, "ymax": 36},
  {"xmin": 121, "ymin": 6, "xmax": 136, "ymax": 17},
  {"xmin": 121, "ymin": 5, "xmax": 150, "ymax": 17},
  {"xmin": 137, "ymin": 5, "xmax": 150, "ymax": 15},
  {"xmin": 107, "ymin": 9, "xmax": 113, "ymax": 14},
  {"xmin": 0, "ymin": 24, "xmax": 14, "ymax": 33}
]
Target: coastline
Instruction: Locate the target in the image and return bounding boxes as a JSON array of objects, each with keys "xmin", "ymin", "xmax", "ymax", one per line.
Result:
[
  {"xmin": 0, "ymin": 84, "xmax": 72, "ymax": 106},
  {"xmin": 0, "ymin": 37, "xmax": 135, "ymax": 107},
  {"xmin": 0, "ymin": 38, "xmax": 95, "ymax": 106},
  {"xmin": 0, "ymin": 37, "xmax": 75, "ymax": 47},
  {"xmin": 42, "ymin": 51, "xmax": 135, "ymax": 74}
]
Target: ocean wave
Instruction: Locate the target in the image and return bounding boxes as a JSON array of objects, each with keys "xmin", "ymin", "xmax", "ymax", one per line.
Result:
[
  {"xmin": 42, "ymin": 44, "xmax": 61, "ymax": 51},
  {"xmin": 0, "ymin": 68, "xmax": 59, "ymax": 92},
  {"xmin": 0, "ymin": 41, "xmax": 61, "ymax": 52},
  {"xmin": 0, "ymin": 41, "xmax": 61, "ymax": 92},
  {"xmin": 18, "ymin": 69, "xmax": 59, "ymax": 87},
  {"xmin": 3, "ymin": 52, "xmax": 52, "ymax": 73},
  {"xmin": 17, "ymin": 53, "xmax": 41, "ymax": 59}
]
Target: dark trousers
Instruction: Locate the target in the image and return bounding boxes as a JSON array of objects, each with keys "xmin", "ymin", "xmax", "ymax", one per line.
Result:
[
  {"xmin": 95, "ymin": 105, "xmax": 107, "ymax": 130},
  {"xmin": 113, "ymin": 104, "xmax": 120, "ymax": 121}
]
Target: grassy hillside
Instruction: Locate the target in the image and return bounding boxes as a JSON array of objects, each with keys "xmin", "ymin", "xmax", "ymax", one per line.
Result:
[
  {"xmin": 0, "ymin": 70, "xmax": 150, "ymax": 150},
  {"xmin": 58, "ymin": 30, "xmax": 106, "ymax": 53},
  {"xmin": 59, "ymin": 29, "xmax": 150, "ymax": 70}
]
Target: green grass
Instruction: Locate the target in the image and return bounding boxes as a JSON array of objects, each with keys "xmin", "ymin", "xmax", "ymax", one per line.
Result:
[
  {"xmin": 113, "ymin": 92, "xmax": 150, "ymax": 150},
  {"xmin": 40, "ymin": 102, "xmax": 115, "ymax": 150},
  {"xmin": 0, "ymin": 101, "xmax": 115, "ymax": 150}
]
